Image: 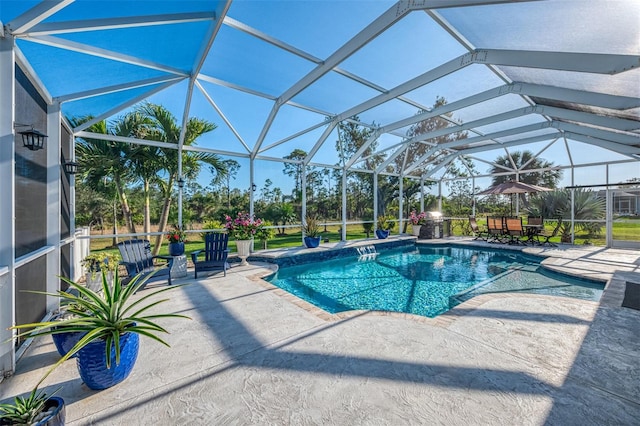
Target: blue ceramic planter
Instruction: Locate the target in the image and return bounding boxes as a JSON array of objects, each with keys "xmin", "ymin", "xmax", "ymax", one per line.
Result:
[
  {"xmin": 52, "ymin": 330, "xmax": 85, "ymax": 358},
  {"xmin": 304, "ymin": 236, "xmax": 321, "ymax": 248},
  {"xmin": 35, "ymin": 397, "xmax": 65, "ymax": 426},
  {"xmin": 77, "ymin": 332, "xmax": 139, "ymax": 390},
  {"xmin": 168, "ymin": 242, "xmax": 185, "ymax": 256},
  {"xmin": 1, "ymin": 397, "xmax": 66, "ymax": 426},
  {"xmin": 376, "ymin": 230, "xmax": 390, "ymax": 239}
]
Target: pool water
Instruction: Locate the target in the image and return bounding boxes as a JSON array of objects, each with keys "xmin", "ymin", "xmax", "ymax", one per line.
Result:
[{"xmin": 266, "ymin": 246, "xmax": 604, "ymax": 318}]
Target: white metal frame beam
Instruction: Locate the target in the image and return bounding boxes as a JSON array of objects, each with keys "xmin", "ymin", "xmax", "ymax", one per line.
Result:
[
  {"xmin": 22, "ymin": 35, "xmax": 189, "ymax": 76},
  {"xmin": 7, "ymin": 0, "xmax": 74, "ymax": 35},
  {"xmin": 24, "ymin": 12, "xmax": 216, "ymax": 36}
]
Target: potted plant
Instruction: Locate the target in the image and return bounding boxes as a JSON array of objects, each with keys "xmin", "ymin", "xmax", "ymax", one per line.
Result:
[
  {"xmin": 50, "ymin": 299, "xmax": 86, "ymax": 358},
  {"xmin": 224, "ymin": 212, "xmax": 264, "ymax": 265},
  {"xmin": 166, "ymin": 228, "xmax": 186, "ymax": 256},
  {"xmin": 0, "ymin": 387, "xmax": 64, "ymax": 426},
  {"xmin": 81, "ymin": 252, "xmax": 119, "ymax": 292},
  {"xmin": 408, "ymin": 211, "xmax": 426, "ymax": 236},
  {"xmin": 376, "ymin": 216, "xmax": 394, "ymax": 239},
  {"xmin": 302, "ymin": 216, "xmax": 321, "ymax": 248},
  {"xmin": 11, "ymin": 271, "xmax": 190, "ymax": 391}
]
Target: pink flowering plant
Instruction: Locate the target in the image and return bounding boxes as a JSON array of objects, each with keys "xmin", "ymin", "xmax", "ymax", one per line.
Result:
[
  {"xmin": 409, "ymin": 210, "xmax": 427, "ymax": 225},
  {"xmin": 224, "ymin": 212, "xmax": 264, "ymax": 240}
]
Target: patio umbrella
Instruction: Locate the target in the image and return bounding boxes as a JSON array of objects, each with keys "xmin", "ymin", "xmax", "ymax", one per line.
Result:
[{"xmin": 476, "ymin": 181, "xmax": 552, "ymax": 215}]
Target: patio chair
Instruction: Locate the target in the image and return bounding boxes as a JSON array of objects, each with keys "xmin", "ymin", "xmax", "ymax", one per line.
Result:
[
  {"xmin": 524, "ymin": 216, "xmax": 544, "ymax": 244},
  {"xmin": 468, "ymin": 216, "xmax": 488, "ymax": 241},
  {"xmin": 535, "ymin": 218, "xmax": 563, "ymax": 247},
  {"xmin": 504, "ymin": 217, "xmax": 526, "ymax": 245},
  {"xmin": 117, "ymin": 239, "xmax": 173, "ymax": 290},
  {"xmin": 191, "ymin": 232, "xmax": 230, "ymax": 278},
  {"xmin": 487, "ymin": 216, "xmax": 507, "ymax": 243}
]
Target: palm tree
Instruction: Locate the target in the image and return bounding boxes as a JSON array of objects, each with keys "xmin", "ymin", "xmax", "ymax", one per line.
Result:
[
  {"xmin": 528, "ymin": 189, "xmax": 605, "ymax": 242},
  {"xmin": 138, "ymin": 103, "xmax": 226, "ymax": 255},
  {"xmin": 73, "ymin": 116, "xmax": 139, "ymax": 235},
  {"xmin": 490, "ymin": 150, "xmax": 562, "ymax": 208},
  {"xmin": 491, "ymin": 150, "xmax": 562, "ymax": 188}
]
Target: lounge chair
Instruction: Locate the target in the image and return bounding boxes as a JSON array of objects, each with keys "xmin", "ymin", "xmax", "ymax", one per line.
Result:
[
  {"xmin": 469, "ymin": 216, "xmax": 488, "ymax": 241},
  {"xmin": 117, "ymin": 239, "xmax": 173, "ymax": 290},
  {"xmin": 191, "ymin": 232, "xmax": 230, "ymax": 278}
]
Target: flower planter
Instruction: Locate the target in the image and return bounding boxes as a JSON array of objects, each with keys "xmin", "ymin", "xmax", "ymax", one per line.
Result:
[
  {"xmin": 304, "ymin": 236, "xmax": 321, "ymax": 248},
  {"xmin": 411, "ymin": 225, "xmax": 421, "ymax": 236},
  {"xmin": 236, "ymin": 239, "xmax": 252, "ymax": 266},
  {"xmin": 77, "ymin": 332, "xmax": 139, "ymax": 390},
  {"xmin": 168, "ymin": 242, "xmax": 185, "ymax": 256},
  {"xmin": 376, "ymin": 230, "xmax": 390, "ymax": 239}
]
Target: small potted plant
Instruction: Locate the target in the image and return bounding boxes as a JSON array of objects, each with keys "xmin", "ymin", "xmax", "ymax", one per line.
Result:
[
  {"xmin": 302, "ymin": 216, "xmax": 321, "ymax": 248},
  {"xmin": 408, "ymin": 211, "xmax": 426, "ymax": 236},
  {"xmin": 0, "ymin": 387, "xmax": 64, "ymax": 426},
  {"xmin": 11, "ymin": 271, "xmax": 190, "ymax": 391},
  {"xmin": 166, "ymin": 227, "xmax": 186, "ymax": 256},
  {"xmin": 376, "ymin": 216, "xmax": 394, "ymax": 239},
  {"xmin": 81, "ymin": 252, "xmax": 119, "ymax": 292}
]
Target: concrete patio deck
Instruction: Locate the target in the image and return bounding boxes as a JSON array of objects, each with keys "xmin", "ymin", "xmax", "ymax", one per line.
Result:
[{"xmin": 1, "ymin": 238, "xmax": 639, "ymax": 425}]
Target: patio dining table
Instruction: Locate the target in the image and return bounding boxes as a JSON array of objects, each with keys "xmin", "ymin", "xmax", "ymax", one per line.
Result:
[{"xmin": 523, "ymin": 224, "xmax": 543, "ymax": 245}]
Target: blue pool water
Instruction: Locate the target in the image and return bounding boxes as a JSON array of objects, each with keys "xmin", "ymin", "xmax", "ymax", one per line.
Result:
[{"xmin": 266, "ymin": 245, "xmax": 604, "ymax": 318}]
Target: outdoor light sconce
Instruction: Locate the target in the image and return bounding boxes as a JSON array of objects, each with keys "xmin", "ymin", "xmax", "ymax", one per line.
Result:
[
  {"xmin": 63, "ymin": 161, "xmax": 79, "ymax": 175},
  {"xmin": 252, "ymin": 183, "xmax": 257, "ymax": 192},
  {"xmin": 177, "ymin": 177, "xmax": 185, "ymax": 189},
  {"xmin": 15, "ymin": 124, "xmax": 48, "ymax": 151}
]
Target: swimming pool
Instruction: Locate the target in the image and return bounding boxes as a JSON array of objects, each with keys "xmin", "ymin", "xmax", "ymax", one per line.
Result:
[{"xmin": 266, "ymin": 245, "xmax": 604, "ymax": 318}]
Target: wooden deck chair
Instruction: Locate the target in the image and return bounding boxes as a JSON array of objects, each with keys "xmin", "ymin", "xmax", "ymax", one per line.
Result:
[
  {"xmin": 117, "ymin": 239, "xmax": 172, "ymax": 290},
  {"xmin": 469, "ymin": 216, "xmax": 488, "ymax": 241},
  {"xmin": 535, "ymin": 218, "xmax": 563, "ymax": 247},
  {"xmin": 191, "ymin": 232, "xmax": 230, "ymax": 278}
]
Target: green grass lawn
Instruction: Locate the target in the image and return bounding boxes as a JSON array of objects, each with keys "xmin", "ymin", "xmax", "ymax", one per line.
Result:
[
  {"xmin": 87, "ymin": 224, "xmax": 372, "ymax": 258},
  {"xmin": 86, "ymin": 218, "xmax": 639, "ymax": 259}
]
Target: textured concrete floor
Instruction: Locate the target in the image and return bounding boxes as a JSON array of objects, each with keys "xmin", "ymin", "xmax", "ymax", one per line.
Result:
[{"xmin": 1, "ymin": 239, "xmax": 639, "ymax": 425}]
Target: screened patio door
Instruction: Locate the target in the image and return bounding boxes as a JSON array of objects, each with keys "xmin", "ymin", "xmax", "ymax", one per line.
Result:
[{"xmin": 607, "ymin": 190, "xmax": 640, "ymax": 249}]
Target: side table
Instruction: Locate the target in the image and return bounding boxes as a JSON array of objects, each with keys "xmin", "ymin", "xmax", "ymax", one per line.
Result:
[{"xmin": 159, "ymin": 254, "xmax": 187, "ymax": 279}]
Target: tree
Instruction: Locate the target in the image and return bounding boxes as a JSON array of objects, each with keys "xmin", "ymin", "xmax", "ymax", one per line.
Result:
[
  {"xmin": 491, "ymin": 150, "xmax": 561, "ymax": 185},
  {"xmin": 73, "ymin": 116, "xmax": 138, "ymax": 235},
  {"xmin": 528, "ymin": 189, "xmax": 605, "ymax": 242},
  {"xmin": 397, "ymin": 97, "xmax": 467, "ymax": 178},
  {"xmin": 122, "ymin": 112, "xmax": 159, "ymax": 236},
  {"xmin": 335, "ymin": 117, "xmax": 385, "ymax": 218},
  {"xmin": 283, "ymin": 149, "xmax": 307, "ymax": 201},
  {"xmin": 214, "ymin": 159, "xmax": 240, "ymax": 209},
  {"xmin": 139, "ymin": 103, "xmax": 226, "ymax": 255},
  {"xmin": 489, "ymin": 150, "xmax": 562, "ymax": 210}
]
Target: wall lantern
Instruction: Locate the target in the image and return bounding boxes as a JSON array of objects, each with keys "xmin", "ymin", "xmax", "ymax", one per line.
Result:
[
  {"xmin": 251, "ymin": 183, "xmax": 257, "ymax": 192},
  {"xmin": 15, "ymin": 125, "xmax": 48, "ymax": 151},
  {"xmin": 63, "ymin": 161, "xmax": 79, "ymax": 175},
  {"xmin": 177, "ymin": 177, "xmax": 185, "ymax": 189}
]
